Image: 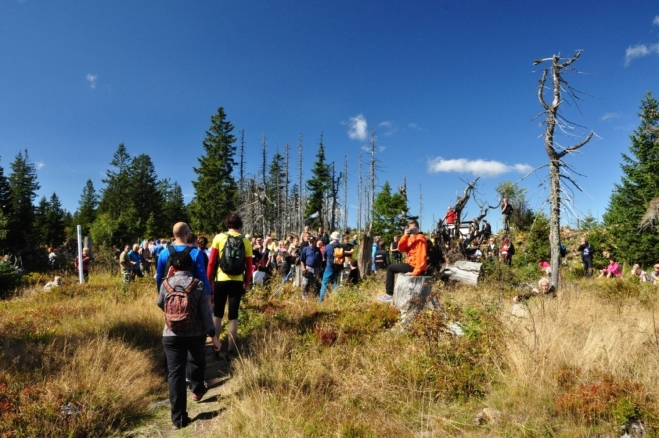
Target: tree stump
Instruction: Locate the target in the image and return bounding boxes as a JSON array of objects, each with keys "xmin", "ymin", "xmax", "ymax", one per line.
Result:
[
  {"xmin": 393, "ymin": 275, "xmax": 440, "ymax": 325},
  {"xmin": 440, "ymin": 260, "xmax": 482, "ymax": 285}
]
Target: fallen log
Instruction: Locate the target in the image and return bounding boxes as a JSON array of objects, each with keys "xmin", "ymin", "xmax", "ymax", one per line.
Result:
[{"xmin": 440, "ymin": 260, "xmax": 482, "ymax": 286}]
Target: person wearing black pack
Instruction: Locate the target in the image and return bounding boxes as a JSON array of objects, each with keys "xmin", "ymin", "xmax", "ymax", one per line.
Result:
[
  {"xmin": 374, "ymin": 241, "xmax": 390, "ymax": 271},
  {"xmin": 577, "ymin": 237, "xmax": 595, "ymax": 278},
  {"xmin": 157, "ymin": 251, "xmax": 221, "ymax": 430},
  {"xmin": 501, "ymin": 198, "xmax": 513, "ymax": 232},
  {"xmin": 156, "ymin": 223, "xmax": 212, "ymax": 306},
  {"xmin": 206, "ymin": 213, "xmax": 253, "ymax": 360}
]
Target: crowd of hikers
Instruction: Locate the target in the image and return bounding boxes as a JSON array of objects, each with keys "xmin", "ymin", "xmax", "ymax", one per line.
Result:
[{"xmin": 29, "ymin": 204, "xmax": 659, "ymax": 429}]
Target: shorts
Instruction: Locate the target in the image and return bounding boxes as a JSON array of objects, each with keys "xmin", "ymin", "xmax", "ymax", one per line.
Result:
[{"xmin": 213, "ymin": 280, "xmax": 243, "ymax": 320}]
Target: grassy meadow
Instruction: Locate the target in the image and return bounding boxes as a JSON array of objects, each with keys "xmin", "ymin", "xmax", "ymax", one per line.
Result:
[{"xmin": 1, "ymin": 262, "xmax": 659, "ymax": 437}]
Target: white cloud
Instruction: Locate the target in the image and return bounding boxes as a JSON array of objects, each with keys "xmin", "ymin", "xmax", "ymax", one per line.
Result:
[
  {"xmin": 379, "ymin": 121, "xmax": 397, "ymax": 136},
  {"xmin": 601, "ymin": 112, "xmax": 620, "ymax": 121},
  {"xmin": 427, "ymin": 157, "xmax": 533, "ymax": 177},
  {"xmin": 378, "ymin": 146, "xmax": 386, "ymax": 152},
  {"xmin": 35, "ymin": 161, "xmax": 45, "ymax": 170},
  {"xmin": 347, "ymin": 114, "xmax": 368, "ymax": 141},
  {"xmin": 86, "ymin": 73, "xmax": 97, "ymax": 89},
  {"xmin": 625, "ymin": 43, "xmax": 659, "ymax": 66},
  {"xmin": 653, "ymin": 15, "xmax": 659, "ymax": 25},
  {"xmin": 407, "ymin": 122, "xmax": 422, "ymax": 131}
]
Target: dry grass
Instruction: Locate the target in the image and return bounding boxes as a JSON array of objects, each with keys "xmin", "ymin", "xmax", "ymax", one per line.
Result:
[{"xmin": 4, "ymin": 268, "xmax": 659, "ymax": 437}]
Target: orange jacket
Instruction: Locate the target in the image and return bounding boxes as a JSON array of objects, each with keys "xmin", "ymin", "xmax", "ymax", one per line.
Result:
[{"xmin": 397, "ymin": 233, "xmax": 428, "ymax": 275}]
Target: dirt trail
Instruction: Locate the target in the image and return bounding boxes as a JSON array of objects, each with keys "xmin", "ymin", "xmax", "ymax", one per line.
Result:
[{"xmin": 126, "ymin": 344, "xmax": 236, "ymax": 437}]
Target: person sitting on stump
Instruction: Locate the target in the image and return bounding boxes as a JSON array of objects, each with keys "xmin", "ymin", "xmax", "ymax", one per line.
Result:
[{"xmin": 379, "ymin": 219, "xmax": 428, "ymax": 302}]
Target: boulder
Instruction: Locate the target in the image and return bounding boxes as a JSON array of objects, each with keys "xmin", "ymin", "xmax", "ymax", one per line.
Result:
[{"xmin": 393, "ymin": 275, "xmax": 441, "ymax": 324}]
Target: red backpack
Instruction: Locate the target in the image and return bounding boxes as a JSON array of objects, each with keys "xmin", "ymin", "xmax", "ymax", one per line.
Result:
[{"xmin": 163, "ymin": 278, "xmax": 199, "ymax": 331}]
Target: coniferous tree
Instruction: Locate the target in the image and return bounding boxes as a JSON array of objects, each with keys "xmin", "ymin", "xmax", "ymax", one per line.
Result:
[
  {"xmin": 7, "ymin": 149, "xmax": 40, "ymax": 250},
  {"xmin": 305, "ymin": 134, "xmax": 331, "ymax": 227},
  {"xmin": 33, "ymin": 196, "xmax": 49, "ymax": 247},
  {"xmin": 603, "ymin": 92, "xmax": 659, "ymax": 265},
  {"xmin": 98, "ymin": 144, "xmax": 133, "ymax": 219},
  {"xmin": 267, "ymin": 151, "xmax": 287, "ymax": 236},
  {"xmin": 129, "ymin": 154, "xmax": 163, "ymax": 238},
  {"xmin": 96, "ymin": 144, "xmax": 139, "ymax": 244},
  {"xmin": 74, "ymin": 179, "xmax": 98, "ymax": 236},
  {"xmin": 372, "ymin": 181, "xmax": 409, "ymax": 244},
  {"xmin": 0, "ymin": 157, "xmax": 10, "ymax": 217},
  {"xmin": 160, "ymin": 179, "xmax": 188, "ymax": 237},
  {"xmin": 0, "ymin": 157, "xmax": 11, "ymax": 246},
  {"xmin": 44, "ymin": 193, "xmax": 66, "ymax": 247},
  {"xmin": 190, "ymin": 107, "xmax": 238, "ymax": 234}
]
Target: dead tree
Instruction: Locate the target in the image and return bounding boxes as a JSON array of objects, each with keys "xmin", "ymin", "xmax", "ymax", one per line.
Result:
[
  {"xmin": 298, "ymin": 133, "xmax": 304, "ymax": 233},
  {"xmin": 453, "ymin": 178, "xmax": 480, "ymax": 226},
  {"xmin": 535, "ymin": 51, "xmax": 594, "ymax": 290},
  {"xmin": 343, "ymin": 155, "xmax": 348, "ymax": 231}
]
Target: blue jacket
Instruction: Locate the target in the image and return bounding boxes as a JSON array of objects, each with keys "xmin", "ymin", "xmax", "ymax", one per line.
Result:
[
  {"xmin": 324, "ymin": 241, "xmax": 342, "ymax": 272},
  {"xmin": 155, "ymin": 244, "xmax": 211, "ymax": 295}
]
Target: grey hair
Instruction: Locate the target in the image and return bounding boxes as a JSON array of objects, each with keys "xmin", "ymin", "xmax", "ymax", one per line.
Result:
[{"xmin": 538, "ymin": 277, "xmax": 550, "ymax": 287}]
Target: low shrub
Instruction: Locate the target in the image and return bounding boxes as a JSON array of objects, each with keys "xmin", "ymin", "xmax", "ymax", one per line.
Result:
[{"xmin": 0, "ymin": 262, "xmax": 21, "ymax": 299}]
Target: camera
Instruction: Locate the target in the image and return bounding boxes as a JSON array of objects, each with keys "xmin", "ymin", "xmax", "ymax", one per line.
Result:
[{"xmin": 407, "ymin": 228, "xmax": 418, "ymax": 235}]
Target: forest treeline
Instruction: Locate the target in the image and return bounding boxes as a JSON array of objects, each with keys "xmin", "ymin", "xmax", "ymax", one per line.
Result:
[{"xmin": 1, "ymin": 93, "xmax": 659, "ymax": 269}]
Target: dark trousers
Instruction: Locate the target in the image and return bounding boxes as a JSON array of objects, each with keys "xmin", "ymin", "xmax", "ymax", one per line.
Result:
[
  {"xmin": 385, "ymin": 263, "xmax": 414, "ymax": 296},
  {"xmin": 582, "ymin": 257, "xmax": 593, "ymax": 277},
  {"xmin": 162, "ymin": 336, "xmax": 207, "ymax": 425}
]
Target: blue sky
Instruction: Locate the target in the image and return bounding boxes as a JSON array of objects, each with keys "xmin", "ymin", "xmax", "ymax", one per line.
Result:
[{"xmin": 1, "ymin": 0, "xmax": 658, "ymax": 231}]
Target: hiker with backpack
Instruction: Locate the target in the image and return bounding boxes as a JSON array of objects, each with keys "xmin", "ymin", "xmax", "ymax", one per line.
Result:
[
  {"xmin": 156, "ymin": 223, "xmax": 212, "ymax": 306},
  {"xmin": 318, "ymin": 232, "xmax": 343, "ymax": 303},
  {"xmin": 157, "ymin": 250, "xmax": 221, "ymax": 429},
  {"xmin": 206, "ymin": 213, "xmax": 253, "ymax": 361}
]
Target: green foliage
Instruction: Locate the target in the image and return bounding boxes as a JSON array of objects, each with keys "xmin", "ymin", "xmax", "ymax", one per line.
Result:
[
  {"xmin": 0, "ymin": 261, "xmax": 21, "ymax": 299},
  {"xmin": 495, "ymin": 180, "xmax": 534, "ymax": 231},
  {"xmin": 604, "ymin": 92, "xmax": 659, "ymax": 265},
  {"xmin": 579, "ymin": 212, "xmax": 600, "ymax": 231},
  {"xmin": 128, "ymin": 154, "xmax": 163, "ymax": 238},
  {"xmin": 158, "ymin": 179, "xmax": 188, "ymax": 237},
  {"xmin": 523, "ymin": 213, "xmax": 551, "ymax": 262},
  {"xmin": 371, "ymin": 181, "xmax": 409, "ymax": 244},
  {"xmin": 305, "ymin": 134, "xmax": 332, "ymax": 226},
  {"xmin": 6, "ymin": 150, "xmax": 40, "ymax": 251},
  {"xmin": 190, "ymin": 107, "xmax": 238, "ymax": 234},
  {"xmin": 73, "ymin": 179, "xmax": 98, "ymax": 237}
]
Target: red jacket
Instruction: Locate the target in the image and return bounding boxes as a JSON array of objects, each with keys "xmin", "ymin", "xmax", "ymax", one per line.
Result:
[{"xmin": 398, "ymin": 233, "xmax": 428, "ymax": 275}]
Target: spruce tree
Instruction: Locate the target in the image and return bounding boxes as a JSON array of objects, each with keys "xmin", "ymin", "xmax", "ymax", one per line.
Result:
[
  {"xmin": 0, "ymin": 157, "xmax": 10, "ymax": 217},
  {"xmin": 190, "ymin": 107, "xmax": 238, "ymax": 234},
  {"xmin": 7, "ymin": 149, "xmax": 40, "ymax": 250},
  {"xmin": 305, "ymin": 134, "xmax": 331, "ymax": 227},
  {"xmin": 44, "ymin": 193, "xmax": 66, "ymax": 247},
  {"xmin": 603, "ymin": 92, "xmax": 659, "ymax": 265},
  {"xmin": 74, "ymin": 179, "xmax": 98, "ymax": 236},
  {"xmin": 372, "ymin": 181, "xmax": 409, "ymax": 244},
  {"xmin": 98, "ymin": 144, "xmax": 133, "ymax": 220},
  {"xmin": 129, "ymin": 154, "xmax": 163, "ymax": 238},
  {"xmin": 160, "ymin": 179, "xmax": 188, "ymax": 237},
  {"xmin": 267, "ymin": 151, "xmax": 287, "ymax": 235}
]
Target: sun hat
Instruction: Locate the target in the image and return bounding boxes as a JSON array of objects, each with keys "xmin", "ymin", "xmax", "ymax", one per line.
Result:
[{"xmin": 330, "ymin": 231, "xmax": 341, "ymax": 241}]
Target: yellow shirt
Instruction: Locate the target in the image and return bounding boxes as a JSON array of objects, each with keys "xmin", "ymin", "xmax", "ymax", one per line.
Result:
[{"xmin": 210, "ymin": 231, "xmax": 253, "ymax": 282}]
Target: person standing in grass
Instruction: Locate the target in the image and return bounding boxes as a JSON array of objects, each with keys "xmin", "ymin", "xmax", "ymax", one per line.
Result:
[
  {"xmin": 379, "ymin": 219, "xmax": 428, "ymax": 302},
  {"xmin": 157, "ymin": 251, "xmax": 221, "ymax": 429},
  {"xmin": 119, "ymin": 245, "xmax": 133, "ymax": 285},
  {"xmin": 318, "ymin": 231, "xmax": 342, "ymax": 303},
  {"xmin": 156, "ymin": 223, "xmax": 212, "ymax": 305},
  {"xmin": 206, "ymin": 213, "xmax": 252, "ymax": 360},
  {"xmin": 577, "ymin": 237, "xmax": 595, "ymax": 278}
]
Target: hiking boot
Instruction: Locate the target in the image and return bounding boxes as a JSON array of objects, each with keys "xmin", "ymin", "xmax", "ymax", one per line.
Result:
[
  {"xmin": 192, "ymin": 385, "xmax": 208, "ymax": 402},
  {"xmin": 173, "ymin": 414, "xmax": 191, "ymax": 429}
]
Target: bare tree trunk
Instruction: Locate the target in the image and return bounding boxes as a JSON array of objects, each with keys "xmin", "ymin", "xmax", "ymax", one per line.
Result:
[
  {"xmin": 298, "ymin": 133, "xmax": 303, "ymax": 234},
  {"xmin": 284, "ymin": 142, "xmax": 290, "ymax": 237},
  {"xmin": 419, "ymin": 183, "xmax": 423, "ymax": 230},
  {"xmin": 536, "ymin": 51, "xmax": 594, "ymax": 290},
  {"xmin": 369, "ymin": 130, "xmax": 376, "ymax": 224},
  {"xmin": 358, "ymin": 225, "xmax": 372, "ymax": 277},
  {"xmin": 358, "ymin": 150, "xmax": 362, "ymax": 234},
  {"xmin": 343, "ymin": 155, "xmax": 348, "ymax": 231}
]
